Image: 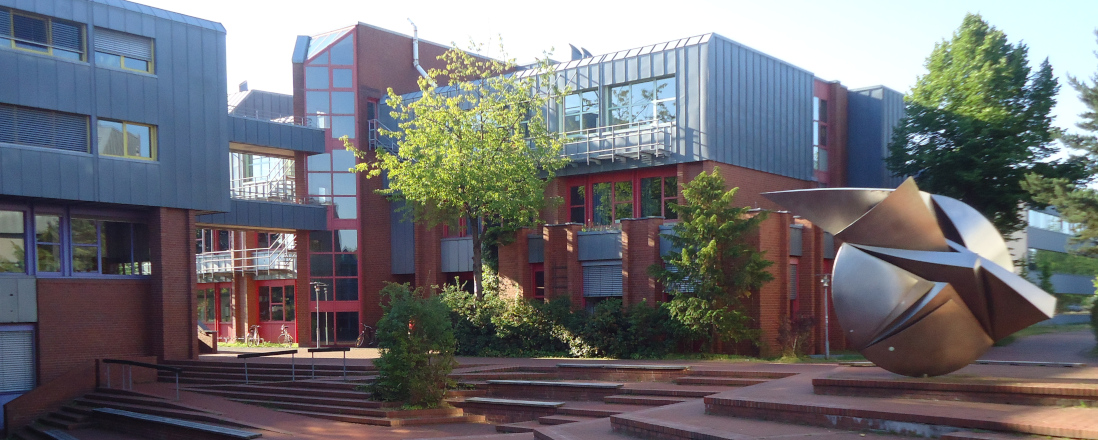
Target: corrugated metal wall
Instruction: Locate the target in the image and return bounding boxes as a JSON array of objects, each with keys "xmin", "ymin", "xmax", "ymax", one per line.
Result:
[
  {"xmin": 440, "ymin": 237, "xmax": 474, "ymax": 273},
  {"xmin": 228, "ymin": 115, "xmax": 325, "ymax": 154},
  {"xmin": 0, "ymin": 0, "xmax": 229, "ymax": 212},
  {"xmin": 706, "ymin": 35, "xmax": 815, "ymax": 181},
  {"xmin": 846, "ymin": 86, "xmax": 905, "ymax": 188},
  {"xmin": 196, "ymin": 199, "xmax": 326, "ymax": 230}
]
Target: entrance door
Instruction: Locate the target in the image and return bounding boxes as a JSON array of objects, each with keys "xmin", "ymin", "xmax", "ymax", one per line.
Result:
[{"xmin": 198, "ymin": 283, "xmax": 233, "ymax": 342}]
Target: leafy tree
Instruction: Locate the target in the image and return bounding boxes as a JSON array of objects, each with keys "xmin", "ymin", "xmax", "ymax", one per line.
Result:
[
  {"xmin": 650, "ymin": 169, "xmax": 773, "ymax": 351},
  {"xmin": 1025, "ymin": 30, "xmax": 1098, "ymax": 263},
  {"xmin": 370, "ymin": 283, "xmax": 456, "ymax": 408},
  {"xmin": 888, "ymin": 14, "xmax": 1080, "ymax": 236},
  {"xmin": 349, "ymin": 45, "xmax": 569, "ymax": 298}
]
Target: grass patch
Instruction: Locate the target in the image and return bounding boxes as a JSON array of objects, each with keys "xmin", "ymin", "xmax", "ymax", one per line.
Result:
[{"xmin": 993, "ymin": 323, "xmax": 1091, "ymax": 347}]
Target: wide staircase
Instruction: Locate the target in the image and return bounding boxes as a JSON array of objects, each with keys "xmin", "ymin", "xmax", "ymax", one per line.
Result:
[{"xmin": 11, "ymin": 388, "xmax": 263, "ymax": 440}]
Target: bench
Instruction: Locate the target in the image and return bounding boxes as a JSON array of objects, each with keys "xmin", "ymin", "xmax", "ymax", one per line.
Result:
[
  {"xmin": 463, "ymin": 397, "xmax": 565, "ymax": 408},
  {"xmin": 485, "ymin": 380, "xmax": 623, "ymax": 389},
  {"xmin": 92, "ymin": 408, "xmax": 261, "ymax": 439}
]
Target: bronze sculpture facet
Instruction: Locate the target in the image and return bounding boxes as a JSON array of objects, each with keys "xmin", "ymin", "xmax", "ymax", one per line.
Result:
[{"xmin": 763, "ymin": 178, "xmax": 1055, "ymax": 377}]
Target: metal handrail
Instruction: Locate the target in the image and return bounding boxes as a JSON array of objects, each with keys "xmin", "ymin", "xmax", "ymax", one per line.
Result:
[
  {"xmin": 101, "ymin": 359, "xmax": 182, "ymax": 401},
  {"xmin": 367, "ymin": 119, "xmax": 398, "ymax": 153},
  {"xmin": 237, "ymin": 350, "xmax": 299, "ymax": 384},
  {"xmin": 561, "ymin": 121, "xmax": 675, "ymax": 164},
  {"xmin": 307, "ymin": 347, "xmax": 351, "ymax": 380},
  {"xmin": 196, "ymin": 234, "xmax": 297, "ymax": 276},
  {"xmin": 228, "ymin": 107, "xmax": 316, "ymax": 128},
  {"xmin": 229, "ymin": 155, "xmax": 300, "ymax": 203}
]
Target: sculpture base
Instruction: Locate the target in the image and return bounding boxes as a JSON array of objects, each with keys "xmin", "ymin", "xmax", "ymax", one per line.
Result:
[{"xmin": 705, "ymin": 364, "xmax": 1098, "ymax": 439}]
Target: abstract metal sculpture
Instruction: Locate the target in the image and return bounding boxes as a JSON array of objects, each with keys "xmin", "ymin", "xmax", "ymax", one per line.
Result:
[{"xmin": 763, "ymin": 178, "xmax": 1055, "ymax": 377}]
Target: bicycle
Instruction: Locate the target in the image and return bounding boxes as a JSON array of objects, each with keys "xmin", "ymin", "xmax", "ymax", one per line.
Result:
[
  {"xmin": 245, "ymin": 325, "xmax": 264, "ymax": 347},
  {"xmin": 277, "ymin": 324, "xmax": 294, "ymax": 347},
  {"xmin": 355, "ymin": 323, "xmax": 377, "ymax": 348}
]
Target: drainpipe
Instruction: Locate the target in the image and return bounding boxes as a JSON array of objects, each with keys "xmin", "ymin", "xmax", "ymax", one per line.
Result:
[{"xmin": 408, "ymin": 19, "xmax": 435, "ymax": 86}]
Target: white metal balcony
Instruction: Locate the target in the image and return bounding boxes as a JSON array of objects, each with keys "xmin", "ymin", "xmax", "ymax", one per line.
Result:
[
  {"xmin": 562, "ymin": 122, "xmax": 675, "ymax": 164},
  {"xmin": 196, "ymin": 234, "xmax": 297, "ymax": 276}
]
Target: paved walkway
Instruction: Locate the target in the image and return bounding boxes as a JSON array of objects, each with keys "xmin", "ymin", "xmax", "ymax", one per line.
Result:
[{"xmin": 981, "ymin": 330, "xmax": 1096, "ymax": 364}]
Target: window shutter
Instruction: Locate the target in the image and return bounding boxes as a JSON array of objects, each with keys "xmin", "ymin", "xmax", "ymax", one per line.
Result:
[
  {"xmin": 12, "ymin": 14, "xmax": 47, "ymax": 44},
  {"xmin": 94, "ymin": 28, "xmax": 152, "ymax": 61},
  {"xmin": 0, "ymin": 329, "xmax": 35, "ymax": 394},
  {"xmin": 0, "ymin": 104, "xmax": 88, "ymax": 153},
  {"xmin": 0, "ymin": 9, "xmax": 11, "ymax": 37},
  {"xmin": 50, "ymin": 21, "xmax": 82, "ymax": 52},
  {"xmin": 583, "ymin": 263, "xmax": 623, "ymax": 297}
]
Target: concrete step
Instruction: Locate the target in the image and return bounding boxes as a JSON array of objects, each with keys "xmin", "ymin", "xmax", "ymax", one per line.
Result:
[
  {"xmin": 495, "ymin": 420, "xmax": 543, "ymax": 433},
  {"xmin": 674, "ymin": 376, "xmax": 769, "ymax": 387},
  {"xmin": 621, "ymin": 386, "xmax": 721, "ymax": 398},
  {"xmin": 537, "ymin": 414, "xmax": 600, "ymax": 425},
  {"xmin": 604, "ymin": 394, "xmax": 690, "ymax": 406},
  {"xmin": 73, "ymin": 398, "xmax": 250, "ymax": 429}
]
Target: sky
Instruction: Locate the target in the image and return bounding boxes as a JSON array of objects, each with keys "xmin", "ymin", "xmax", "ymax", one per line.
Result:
[{"xmin": 135, "ymin": 0, "xmax": 1098, "ymax": 135}]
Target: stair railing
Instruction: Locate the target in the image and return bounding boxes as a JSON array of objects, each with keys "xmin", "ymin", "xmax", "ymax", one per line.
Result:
[
  {"xmin": 236, "ymin": 349, "xmax": 299, "ymax": 384},
  {"xmin": 101, "ymin": 359, "xmax": 183, "ymax": 401}
]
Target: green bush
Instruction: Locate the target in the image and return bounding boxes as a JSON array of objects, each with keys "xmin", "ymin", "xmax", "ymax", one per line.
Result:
[{"xmin": 370, "ymin": 283, "xmax": 456, "ymax": 408}]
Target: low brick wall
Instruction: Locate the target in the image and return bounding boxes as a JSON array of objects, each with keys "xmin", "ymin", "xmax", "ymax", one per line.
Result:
[
  {"xmin": 556, "ymin": 366, "xmax": 689, "ymax": 382},
  {"xmin": 451, "ymin": 401, "xmax": 557, "ymax": 424}
]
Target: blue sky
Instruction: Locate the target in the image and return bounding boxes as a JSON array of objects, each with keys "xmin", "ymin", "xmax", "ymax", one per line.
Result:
[{"xmin": 137, "ymin": 0, "xmax": 1098, "ymax": 135}]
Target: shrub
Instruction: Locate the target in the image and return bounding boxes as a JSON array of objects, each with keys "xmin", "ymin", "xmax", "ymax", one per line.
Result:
[
  {"xmin": 777, "ymin": 314, "xmax": 816, "ymax": 357},
  {"xmin": 370, "ymin": 283, "xmax": 456, "ymax": 408}
]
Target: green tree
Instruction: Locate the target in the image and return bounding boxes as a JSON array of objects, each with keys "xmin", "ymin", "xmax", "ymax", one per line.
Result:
[
  {"xmin": 370, "ymin": 283, "xmax": 456, "ymax": 408},
  {"xmin": 1025, "ymin": 30, "xmax": 1098, "ymax": 264},
  {"xmin": 649, "ymin": 169, "xmax": 773, "ymax": 351},
  {"xmin": 349, "ymin": 45, "xmax": 568, "ymax": 298},
  {"xmin": 888, "ymin": 14, "xmax": 1078, "ymax": 236}
]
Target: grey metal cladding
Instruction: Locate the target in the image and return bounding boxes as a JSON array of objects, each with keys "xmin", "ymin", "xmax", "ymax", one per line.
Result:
[
  {"xmin": 847, "ymin": 86, "xmax": 905, "ymax": 188},
  {"xmin": 578, "ymin": 230, "xmax": 623, "ymax": 261},
  {"xmin": 1048, "ymin": 274, "xmax": 1096, "ymax": 295},
  {"xmin": 789, "ymin": 225, "xmax": 803, "ymax": 256},
  {"xmin": 528, "ymin": 236, "xmax": 544, "ymax": 264},
  {"xmin": 0, "ymin": 0, "xmax": 230, "ymax": 212},
  {"xmin": 1026, "ymin": 226, "xmax": 1072, "ymax": 253},
  {"xmin": 196, "ymin": 199, "xmax": 327, "ymax": 231},
  {"xmin": 227, "ymin": 115, "xmax": 325, "ymax": 154},
  {"xmin": 391, "ymin": 199, "xmax": 414, "ymax": 274},
  {"xmin": 705, "ymin": 34, "xmax": 814, "ymax": 181},
  {"xmin": 441, "ymin": 237, "xmax": 474, "ymax": 273}
]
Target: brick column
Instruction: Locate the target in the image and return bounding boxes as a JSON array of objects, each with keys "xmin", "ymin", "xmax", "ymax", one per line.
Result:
[
  {"xmin": 149, "ymin": 207, "xmax": 197, "ymax": 361},
  {"xmin": 498, "ymin": 228, "xmax": 532, "ymax": 299},
  {"xmin": 295, "ymin": 230, "xmax": 311, "ymax": 344},
  {"xmin": 414, "ymin": 223, "xmax": 445, "ymax": 291},
  {"xmin": 543, "ymin": 224, "xmax": 583, "ymax": 307},
  {"xmin": 621, "ymin": 217, "xmax": 664, "ymax": 308},
  {"xmin": 751, "ymin": 210, "xmax": 790, "ymax": 358},
  {"xmin": 358, "ymin": 149, "xmax": 395, "ymax": 324},
  {"xmin": 796, "ymin": 218, "xmax": 822, "ymax": 355}
]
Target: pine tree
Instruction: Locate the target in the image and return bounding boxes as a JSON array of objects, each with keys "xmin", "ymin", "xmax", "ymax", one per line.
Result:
[
  {"xmin": 888, "ymin": 14, "xmax": 1079, "ymax": 236},
  {"xmin": 1025, "ymin": 30, "xmax": 1098, "ymax": 259},
  {"xmin": 649, "ymin": 170, "xmax": 773, "ymax": 351}
]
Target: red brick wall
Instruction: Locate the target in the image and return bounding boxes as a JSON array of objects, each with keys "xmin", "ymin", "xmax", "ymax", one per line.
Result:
[
  {"xmin": 148, "ymin": 208, "xmax": 197, "ymax": 361},
  {"xmin": 679, "ymin": 161, "xmax": 817, "ymax": 211},
  {"xmin": 621, "ymin": 217, "xmax": 664, "ymax": 307},
  {"xmin": 497, "ymin": 228, "xmax": 532, "ymax": 299},
  {"xmin": 2, "ymin": 362, "xmax": 96, "ymax": 434},
  {"xmin": 543, "ymin": 224, "xmax": 583, "ymax": 307},
  {"xmin": 750, "ymin": 211, "xmax": 791, "ymax": 357},
  {"xmin": 357, "ymin": 149, "xmax": 397, "ymax": 326},
  {"xmin": 543, "ymin": 178, "xmax": 570, "ymax": 225},
  {"xmin": 414, "ymin": 222, "xmax": 445, "ymax": 291}
]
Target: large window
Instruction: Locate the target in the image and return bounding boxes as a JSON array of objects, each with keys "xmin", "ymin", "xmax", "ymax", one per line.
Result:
[
  {"xmin": 309, "ymin": 230, "xmax": 358, "ymax": 301},
  {"xmin": 569, "ymin": 170, "xmax": 679, "ymax": 226},
  {"xmin": 813, "ymin": 97, "xmax": 829, "ymax": 173},
  {"xmin": 0, "ymin": 104, "xmax": 90, "ymax": 153},
  {"xmin": 34, "ymin": 214, "xmax": 61, "ymax": 273},
  {"xmin": 563, "ymin": 90, "xmax": 599, "ymax": 134},
  {"xmin": 93, "ymin": 28, "xmax": 154, "ymax": 73},
  {"xmin": 0, "ymin": 210, "xmax": 25, "ymax": 273},
  {"xmin": 640, "ymin": 176, "xmax": 677, "ymax": 219},
  {"xmin": 97, "ymin": 119, "xmax": 156, "ymax": 160},
  {"xmin": 607, "ymin": 77, "xmax": 675, "ymax": 128},
  {"xmin": 259, "ymin": 285, "xmax": 296, "ymax": 322},
  {"xmin": 70, "ymin": 218, "xmax": 151, "ymax": 275},
  {"xmin": 0, "ymin": 8, "xmax": 85, "ymax": 61}
]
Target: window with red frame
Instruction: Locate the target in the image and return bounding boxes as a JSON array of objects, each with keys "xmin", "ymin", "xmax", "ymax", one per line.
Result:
[
  {"xmin": 443, "ymin": 217, "xmax": 469, "ymax": 238},
  {"xmin": 639, "ymin": 176, "xmax": 678, "ymax": 219},
  {"xmin": 259, "ymin": 285, "xmax": 295, "ymax": 322},
  {"xmin": 569, "ymin": 171, "xmax": 679, "ymax": 225}
]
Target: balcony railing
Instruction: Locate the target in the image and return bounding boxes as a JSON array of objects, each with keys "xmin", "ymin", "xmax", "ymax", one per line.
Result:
[
  {"xmin": 562, "ymin": 122, "xmax": 675, "ymax": 164},
  {"xmin": 196, "ymin": 234, "xmax": 297, "ymax": 276},
  {"xmin": 230, "ymin": 155, "xmax": 302, "ymax": 204}
]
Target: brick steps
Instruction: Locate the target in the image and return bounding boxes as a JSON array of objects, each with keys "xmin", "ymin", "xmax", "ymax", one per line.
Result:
[
  {"xmin": 72, "ymin": 397, "xmax": 252, "ymax": 429},
  {"xmin": 228, "ymin": 397, "xmax": 449, "ymax": 418},
  {"xmin": 673, "ymin": 376, "xmax": 769, "ymax": 387},
  {"xmin": 451, "ymin": 372, "xmax": 555, "ymax": 381},
  {"xmin": 185, "ymin": 383, "xmax": 371, "ymax": 400},
  {"xmin": 621, "ymin": 385, "xmax": 726, "ymax": 398},
  {"xmin": 496, "ymin": 420, "xmax": 545, "ymax": 433},
  {"xmin": 687, "ymin": 369, "xmax": 796, "ymax": 379},
  {"xmin": 537, "ymin": 414, "xmax": 600, "ymax": 425},
  {"xmin": 278, "ymin": 408, "xmax": 485, "ymax": 426}
]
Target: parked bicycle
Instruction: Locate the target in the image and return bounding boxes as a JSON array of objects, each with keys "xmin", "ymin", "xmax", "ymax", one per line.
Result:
[
  {"xmin": 245, "ymin": 325, "xmax": 263, "ymax": 346},
  {"xmin": 277, "ymin": 324, "xmax": 294, "ymax": 347},
  {"xmin": 355, "ymin": 323, "xmax": 377, "ymax": 348}
]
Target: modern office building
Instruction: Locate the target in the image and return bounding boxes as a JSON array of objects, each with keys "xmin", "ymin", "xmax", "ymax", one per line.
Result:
[
  {"xmin": 1011, "ymin": 209, "xmax": 1097, "ymax": 299},
  {"xmin": 290, "ymin": 24, "xmax": 905, "ymax": 354},
  {"xmin": 0, "ymin": 0, "xmax": 324, "ymax": 433}
]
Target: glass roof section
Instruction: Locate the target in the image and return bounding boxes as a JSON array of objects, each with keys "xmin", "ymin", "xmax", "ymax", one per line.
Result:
[{"xmin": 308, "ymin": 28, "xmax": 352, "ymax": 60}]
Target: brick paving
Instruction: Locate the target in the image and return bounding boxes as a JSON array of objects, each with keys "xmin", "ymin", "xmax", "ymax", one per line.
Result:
[{"xmin": 981, "ymin": 330, "xmax": 1096, "ymax": 364}]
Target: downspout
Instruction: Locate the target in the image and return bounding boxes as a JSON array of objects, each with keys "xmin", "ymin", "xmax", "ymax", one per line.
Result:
[{"xmin": 408, "ymin": 19, "xmax": 435, "ymax": 86}]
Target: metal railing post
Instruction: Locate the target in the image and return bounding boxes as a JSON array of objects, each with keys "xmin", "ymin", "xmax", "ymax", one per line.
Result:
[
  {"xmin": 175, "ymin": 372, "xmax": 180, "ymax": 401},
  {"xmin": 343, "ymin": 351, "xmax": 347, "ymax": 381},
  {"xmin": 244, "ymin": 361, "xmax": 249, "ymax": 384},
  {"xmin": 106, "ymin": 364, "xmax": 111, "ymax": 389},
  {"xmin": 291, "ymin": 352, "xmax": 295, "ymax": 381},
  {"xmin": 311, "ymin": 352, "xmax": 316, "ymax": 379}
]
